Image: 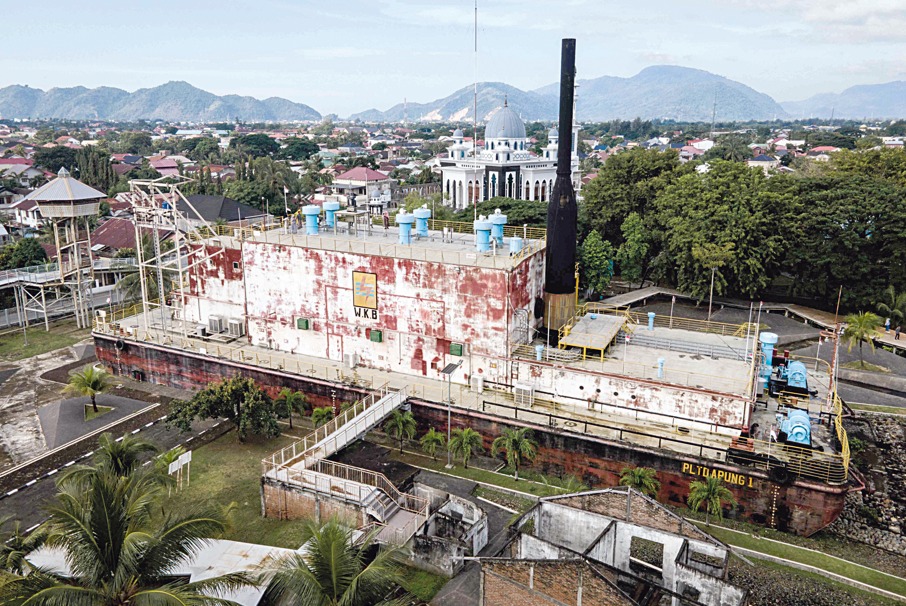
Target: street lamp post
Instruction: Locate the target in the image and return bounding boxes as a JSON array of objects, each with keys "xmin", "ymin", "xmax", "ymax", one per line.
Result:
[
  {"xmin": 441, "ymin": 360, "xmax": 463, "ymax": 469},
  {"xmin": 707, "ymin": 266, "xmax": 717, "ymax": 323}
]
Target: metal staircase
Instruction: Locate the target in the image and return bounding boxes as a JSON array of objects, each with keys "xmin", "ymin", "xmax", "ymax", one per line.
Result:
[{"xmin": 263, "ymin": 386, "xmax": 429, "ymax": 545}]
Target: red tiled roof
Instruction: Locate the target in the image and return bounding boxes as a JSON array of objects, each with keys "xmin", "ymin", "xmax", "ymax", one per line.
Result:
[
  {"xmin": 90, "ymin": 217, "xmax": 137, "ymax": 250},
  {"xmin": 334, "ymin": 167, "xmax": 389, "ymax": 182}
]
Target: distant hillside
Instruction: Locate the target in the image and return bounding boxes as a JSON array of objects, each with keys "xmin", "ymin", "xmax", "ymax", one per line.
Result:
[
  {"xmin": 349, "ymin": 82, "xmax": 557, "ymax": 122},
  {"xmin": 350, "ymin": 67, "xmax": 787, "ymax": 123},
  {"xmin": 782, "ymin": 81, "xmax": 906, "ymax": 119},
  {"xmin": 0, "ymin": 81, "xmax": 321, "ymax": 122},
  {"xmin": 535, "ymin": 65, "xmax": 787, "ymax": 122}
]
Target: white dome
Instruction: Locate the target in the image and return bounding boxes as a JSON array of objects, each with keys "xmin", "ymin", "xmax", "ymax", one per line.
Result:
[
  {"xmin": 453, "ymin": 128, "xmax": 464, "ymax": 138},
  {"xmin": 548, "ymin": 127, "xmax": 558, "ymax": 138},
  {"xmin": 486, "ymin": 105, "xmax": 525, "ymax": 139}
]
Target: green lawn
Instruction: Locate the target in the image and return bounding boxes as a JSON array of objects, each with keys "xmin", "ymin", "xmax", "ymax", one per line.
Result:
[
  {"xmin": 399, "ymin": 567, "xmax": 448, "ymax": 602},
  {"xmin": 164, "ymin": 432, "xmax": 314, "ymax": 549},
  {"xmin": 474, "ymin": 486, "xmax": 536, "ymax": 513},
  {"xmin": 697, "ymin": 523, "xmax": 906, "ymax": 598},
  {"xmin": 842, "ymin": 361, "xmax": 890, "ymax": 372},
  {"xmin": 0, "ymin": 321, "xmax": 90, "ymax": 361},
  {"xmin": 84, "ymin": 404, "xmax": 114, "ymax": 421},
  {"xmin": 745, "ymin": 558, "xmax": 905, "ymax": 606},
  {"xmin": 849, "ymin": 403, "xmax": 906, "ymax": 416}
]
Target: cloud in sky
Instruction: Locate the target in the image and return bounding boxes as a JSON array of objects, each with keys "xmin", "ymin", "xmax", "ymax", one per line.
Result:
[{"xmin": 2, "ymin": 0, "xmax": 906, "ymax": 116}]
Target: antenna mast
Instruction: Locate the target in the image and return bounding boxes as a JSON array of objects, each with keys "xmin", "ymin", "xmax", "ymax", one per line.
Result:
[{"xmin": 473, "ymin": 0, "xmax": 478, "ymax": 221}]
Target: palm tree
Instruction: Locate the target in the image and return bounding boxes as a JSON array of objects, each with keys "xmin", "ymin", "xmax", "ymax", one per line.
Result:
[
  {"xmin": 0, "ymin": 517, "xmax": 47, "ymax": 575},
  {"xmin": 65, "ymin": 366, "xmax": 111, "ymax": 413},
  {"xmin": 876, "ymin": 285, "xmax": 906, "ymax": 324},
  {"xmin": 93, "ymin": 432, "xmax": 157, "ymax": 476},
  {"xmin": 116, "ymin": 232, "xmax": 175, "ymax": 303},
  {"xmin": 419, "ymin": 427, "xmax": 446, "ymax": 461},
  {"xmin": 0, "ymin": 467, "xmax": 251, "ymax": 605},
  {"xmin": 843, "ymin": 311, "xmax": 882, "ymax": 368},
  {"xmin": 276, "ymin": 388, "xmax": 308, "ymax": 430},
  {"xmin": 312, "ymin": 406, "xmax": 334, "ymax": 428},
  {"xmin": 448, "ymin": 427, "xmax": 484, "ymax": 469},
  {"xmin": 619, "ymin": 467, "xmax": 661, "ymax": 499},
  {"xmin": 687, "ymin": 476, "xmax": 737, "ymax": 525},
  {"xmin": 383, "ymin": 409, "xmax": 416, "ymax": 454},
  {"xmin": 492, "ymin": 427, "xmax": 538, "ymax": 481},
  {"xmin": 261, "ymin": 518, "xmax": 408, "ymax": 606}
]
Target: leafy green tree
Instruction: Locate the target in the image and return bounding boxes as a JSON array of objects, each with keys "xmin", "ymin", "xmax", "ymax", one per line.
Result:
[
  {"xmin": 581, "ymin": 147, "xmax": 685, "ymax": 244},
  {"xmin": 419, "ymin": 427, "xmax": 446, "ymax": 461},
  {"xmin": 230, "ymin": 133, "xmax": 280, "ymax": 157},
  {"xmin": 876, "ymin": 285, "xmax": 906, "ymax": 324},
  {"xmin": 32, "ymin": 146, "xmax": 78, "ymax": 173},
  {"xmin": 0, "ymin": 465, "xmax": 251, "ymax": 605},
  {"xmin": 455, "ymin": 196, "xmax": 547, "ymax": 227},
  {"xmin": 275, "ymin": 388, "xmax": 308, "ymax": 430},
  {"xmin": 616, "ymin": 212, "xmax": 649, "ymax": 287},
  {"xmin": 311, "ymin": 406, "xmax": 334, "ymax": 428},
  {"xmin": 619, "ymin": 467, "xmax": 661, "ymax": 499},
  {"xmin": 169, "ymin": 376, "xmax": 279, "ymax": 442},
  {"xmin": 656, "ymin": 161, "xmax": 793, "ymax": 298},
  {"xmin": 492, "ymin": 427, "xmax": 537, "ymax": 481},
  {"xmin": 383, "ymin": 409, "xmax": 416, "ymax": 454},
  {"xmin": 0, "ymin": 238, "xmax": 47, "ymax": 270},
  {"xmin": 65, "ymin": 366, "xmax": 112, "ymax": 414},
  {"xmin": 687, "ymin": 476, "xmax": 737, "ymax": 525},
  {"xmin": 261, "ymin": 518, "xmax": 408, "ymax": 606},
  {"xmin": 703, "ymin": 134, "xmax": 752, "ymax": 162},
  {"xmin": 278, "ymin": 137, "xmax": 319, "ymax": 161},
  {"xmin": 76, "ymin": 147, "xmax": 118, "ymax": 193},
  {"xmin": 118, "ymin": 132, "xmax": 154, "ymax": 155},
  {"xmin": 843, "ymin": 311, "xmax": 882, "ymax": 368},
  {"xmin": 448, "ymin": 427, "xmax": 484, "ymax": 469}
]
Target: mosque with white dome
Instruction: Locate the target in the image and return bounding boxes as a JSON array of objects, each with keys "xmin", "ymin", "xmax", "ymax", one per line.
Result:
[{"xmin": 439, "ymin": 100, "xmax": 580, "ymax": 209}]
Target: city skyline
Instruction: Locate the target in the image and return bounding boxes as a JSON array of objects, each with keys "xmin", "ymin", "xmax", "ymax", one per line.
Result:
[{"xmin": 4, "ymin": 0, "xmax": 906, "ymax": 116}]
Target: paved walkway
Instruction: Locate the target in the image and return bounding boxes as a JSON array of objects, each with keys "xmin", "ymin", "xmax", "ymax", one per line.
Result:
[{"xmin": 37, "ymin": 394, "xmax": 154, "ymax": 449}]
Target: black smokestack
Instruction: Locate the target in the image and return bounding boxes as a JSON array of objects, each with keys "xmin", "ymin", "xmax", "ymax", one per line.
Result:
[{"xmin": 544, "ymin": 38, "xmax": 577, "ymax": 298}]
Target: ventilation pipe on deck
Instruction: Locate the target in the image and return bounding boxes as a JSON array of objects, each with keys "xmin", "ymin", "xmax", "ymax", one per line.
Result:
[
  {"xmin": 413, "ymin": 204, "xmax": 431, "ymax": 238},
  {"xmin": 475, "ymin": 215, "xmax": 492, "ymax": 252},
  {"xmin": 647, "ymin": 312, "xmax": 656, "ymax": 331},
  {"xmin": 490, "ymin": 208, "xmax": 507, "ymax": 248},
  {"xmin": 657, "ymin": 357, "xmax": 665, "ymax": 379},
  {"xmin": 302, "ymin": 205, "xmax": 320, "ymax": 235},
  {"xmin": 323, "ymin": 200, "xmax": 340, "ymax": 228},
  {"xmin": 759, "ymin": 332, "xmax": 779, "ymax": 379},
  {"xmin": 396, "ymin": 210, "xmax": 415, "ymax": 245},
  {"xmin": 509, "ymin": 236, "xmax": 524, "ymax": 255}
]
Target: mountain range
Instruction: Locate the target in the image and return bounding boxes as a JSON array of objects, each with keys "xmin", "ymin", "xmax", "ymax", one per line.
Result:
[
  {"xmin": 0, "ymin": 81, "xmax": 321, "ymax": 122},
  {"xmin": 3, "ymin": 70, "xmax": 906, "ymax": 123}
]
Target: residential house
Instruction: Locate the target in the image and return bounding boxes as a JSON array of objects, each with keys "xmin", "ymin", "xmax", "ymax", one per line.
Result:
[
  {"xmin": 746, "ymin": 154, "xmax": 780, "ymax": 174},
  {"xmin": 332, "ymin": 166, "xmax": 390, "ymax": 206},
  {"xmin": 89, "ymin": 217, "xmax": 139, "ymax": 257},
  {"xmin": 177, "ymin": 194, "xmax": 267, "ymax": 229}
]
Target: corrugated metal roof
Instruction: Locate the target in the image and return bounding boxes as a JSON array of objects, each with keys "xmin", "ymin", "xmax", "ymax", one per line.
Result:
[{"xmin": 23, "ymin": 168, "xmax": 105, "ymax": 203}]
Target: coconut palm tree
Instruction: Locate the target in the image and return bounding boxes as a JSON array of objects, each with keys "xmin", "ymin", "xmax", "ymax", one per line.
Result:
[
  {"xmin": 419, "ymin": 427, "xmax": 446, "ymax": 461},
  {"xmin": 65, "ymin": 366, "xmax": 112, "ymax": 413},
  {"xmin": 843, "ymin": 311, "xmax": 882, "ymax": 368},
  {"xmin": 619, "ymin": 467, "xmax": 661, "ymax": 499},
  {"xmin": 57, "ymin": 432, "xmax": 164, "ymax": 490},
  {"xmin": 383, "ymin": 409, "xmax": 416, "ymax": 454},
  {"xmin": 311, "ymin": 406, "xmax": 334, "ymax": 428},
  {"xmin": 876, "ymin": 285, "xmax": 906, "ymax": 324},
  {"xmin": 115, "ymin": 232, "xmax": 175, "ymax": 303},
  {"xmin": 0, "ymin": 517, "xmax": 47, "ymax": 575},
  {"xmin": 492, "ymin": 427, "xmax": 538, "ymax": 481},
  {"xmin": 0, "ymin": 467, "xmax": 251, "ymax": 605},
  {"xmin": 448, "ymin": 427, "xmax": 484, "ymax": 469},
  {"xmin": 687, "ymin": 476, "xmax": 737, "ymax": 525},
  {"xmin": 261, "ymin": 518, "xmax": 408, "ymax": 606},
  {"xmin": 276, "ymin": 388, "xmax": 308, "ymax": 430}
]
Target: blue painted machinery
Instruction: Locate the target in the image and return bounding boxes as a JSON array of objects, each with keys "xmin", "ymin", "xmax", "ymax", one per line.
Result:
[
  {"xmin": 779, "ymin": 408, "xmax": 812, "ymax": 447},
  {"xmin": 769, "ymin": 360, "xmax": 811, "ymax": 397}
]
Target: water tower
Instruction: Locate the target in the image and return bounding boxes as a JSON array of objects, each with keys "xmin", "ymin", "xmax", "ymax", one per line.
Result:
[{"xmin": 27, "ymin": 167, "xmax": 105, "ymax": 328}]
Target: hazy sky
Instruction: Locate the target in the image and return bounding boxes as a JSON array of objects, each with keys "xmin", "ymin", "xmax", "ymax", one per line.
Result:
[{"xmin": 4, "ymin": 0, "xmax": 906, "ymax": 116}]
